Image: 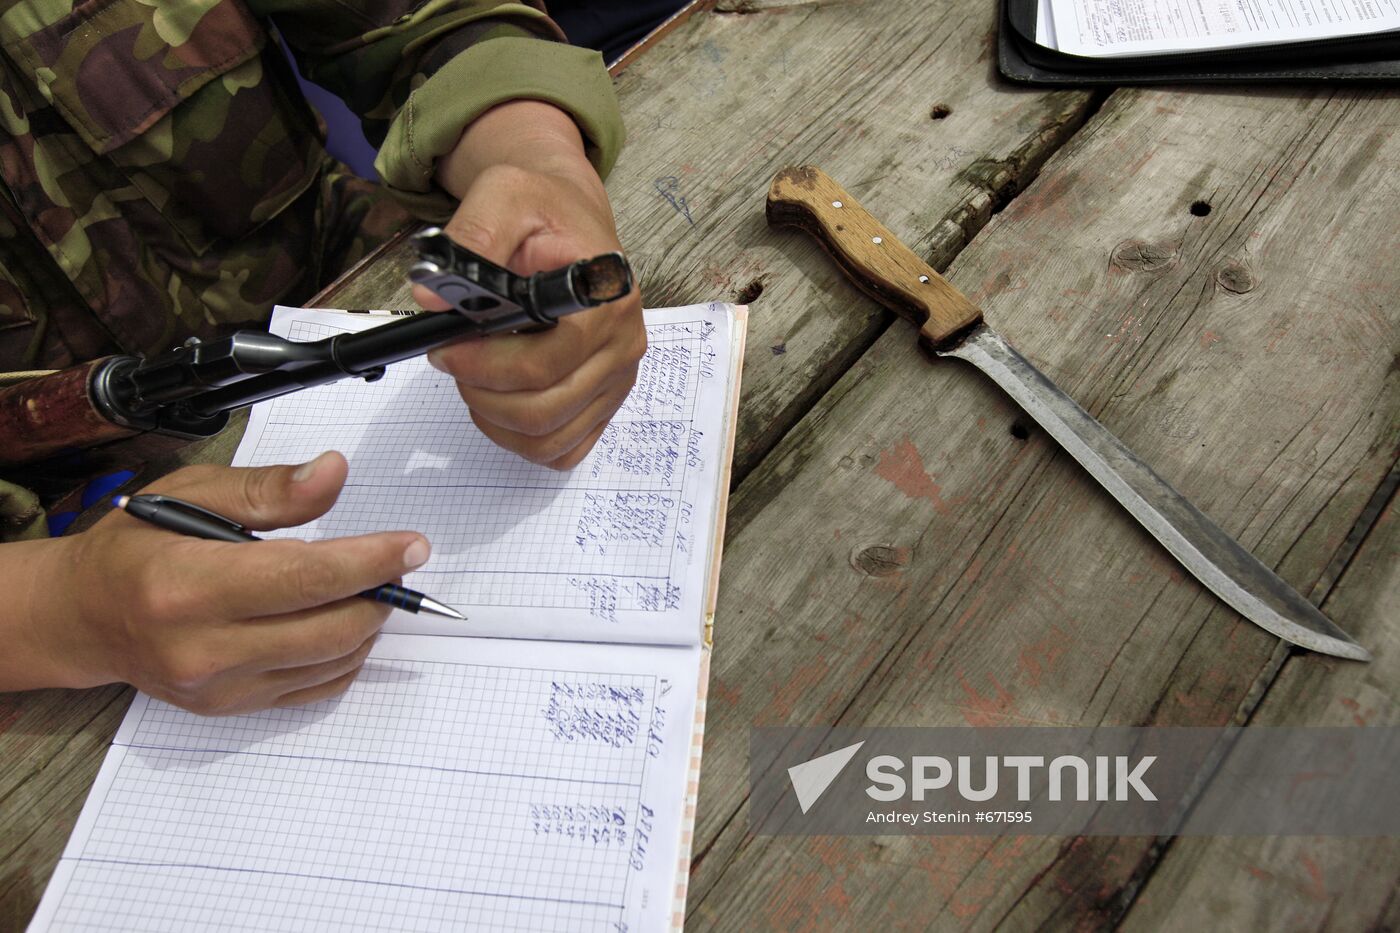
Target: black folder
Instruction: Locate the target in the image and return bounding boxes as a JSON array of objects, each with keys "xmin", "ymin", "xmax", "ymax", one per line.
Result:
[{"xmin": 999, "ymin": 0, "xmax": 1400, "ymax": 84}]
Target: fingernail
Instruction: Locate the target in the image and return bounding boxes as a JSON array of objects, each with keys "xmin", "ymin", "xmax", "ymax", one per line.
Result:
[
  {"xmin": 291, "ymin": 453, "xmax": 325, "ymax": 484},
  {"xmin": 403, "ymin": 537, "xmax": 431, "ymax": 570},
  {"xmin": 426, "ymin": 350, "xmax": 448, "ymax": 373}
]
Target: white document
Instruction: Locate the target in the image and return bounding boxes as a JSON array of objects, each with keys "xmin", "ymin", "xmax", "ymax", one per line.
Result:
[
  {"xmin": 1048, "ymin": 0, "xmax": 1400, "ymax": 56},
  {"xmin": 30, "ymin": 303, "xmax": 747, "ymax": 932},
  {"xmin": 1036, "ymin": 0, "xmax": 1060, "ymax": 47},
  {"xmin": 28, "ymin": 635, "xmax": 701, "ymax": 933},
  {"xmin": 231, "ymin": 304, "xmax": 734, "ymax": 647}
]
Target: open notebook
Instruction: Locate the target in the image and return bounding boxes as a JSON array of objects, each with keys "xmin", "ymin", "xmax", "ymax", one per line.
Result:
[{"xmin": 30, "ymin": 302, "xmax": 747, "ymax": 932}]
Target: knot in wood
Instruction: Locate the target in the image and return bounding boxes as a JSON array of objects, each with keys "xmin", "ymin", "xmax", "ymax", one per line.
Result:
[
  {"xmin": 851, "ymin": 544, "xmax": 909, "ymax": 577},
  {"xmin": 736, "ymin": 277, "xmax": 767, "ymax": 304},
  {"xmin": 1110, "ymin": 240, "xmax": 1175, "ymax": 273},
  {"xmin": 1215, "ymin": 262, "xmax": 1255, "ymax": 294}
]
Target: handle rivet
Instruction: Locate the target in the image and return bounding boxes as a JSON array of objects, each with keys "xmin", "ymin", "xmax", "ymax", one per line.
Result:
[
  {"xmin": 872, "ymin": 236, "xmax": 883, "ymax": 245},
  {"xmin": 919, "ymin": 275, "xmax": 930, "ymax": 283},
  {"xmin": 832, "ymin": 200, "xmax": 844, "ymax": 208}
]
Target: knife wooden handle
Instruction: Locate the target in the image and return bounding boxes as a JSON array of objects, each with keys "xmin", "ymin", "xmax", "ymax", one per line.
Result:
[{"xmin": 766, "ymin": 165, "xmax": 982, "ymax": 349}]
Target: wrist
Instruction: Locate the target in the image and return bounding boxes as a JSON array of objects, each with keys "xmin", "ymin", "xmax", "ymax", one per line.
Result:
[
  {"xmin": 436, "ymin": 99, "xmax": 596, "ymax": 200},
  {"xmin": 0, "ymin": 536, "xmax": 105, "ymax": 691}
]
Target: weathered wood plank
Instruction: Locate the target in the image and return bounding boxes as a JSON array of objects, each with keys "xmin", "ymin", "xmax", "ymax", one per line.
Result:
[
  {"xmin": 0, "ymin": 4, "xmax": 1095, "ymax": 924},
  {"xmin": 321, "ymin": 0, "xmax": 1094, "ymax": 483},
  {"xmin": 0, "ymin": 687, "xmax": 129, "ymax": 931},
  {"xmin": 1119, "ymin": 488, "xmax": 1398, "ymax": 933},
  {"xmin": 685, "ymin": 86, "xmax": 1400, "ymax": 929}
]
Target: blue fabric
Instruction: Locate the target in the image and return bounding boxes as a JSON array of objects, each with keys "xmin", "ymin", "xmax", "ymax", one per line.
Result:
[
  {"xmin": 81, "ymin": 470, "xmax": 136, "ymax": 510},
  {"xmin": 277, "ymin": 35, "xmax": 380, "ymax": 179},
  {"xmin": 47, "ymin": 510, "xmax": 78, "ymax": 537},
  {"xmin": 551, "ymin": 1, "xmax": 691, "ymax": 63},
  {"xmin": 301, "ymin": 80, "xmax": 380, "ymax": 180},
  {"xmin": 49, "ymin": 469, "xmax": 137, "ymax": 537}
]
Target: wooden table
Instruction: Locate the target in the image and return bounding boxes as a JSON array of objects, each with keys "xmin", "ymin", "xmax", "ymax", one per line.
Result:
[{"xmin": 4, "ymin": 2, "xmax": 1398, "ymax": 928}]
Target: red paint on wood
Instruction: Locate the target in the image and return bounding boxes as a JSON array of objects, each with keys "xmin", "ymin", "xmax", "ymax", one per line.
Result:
[
  {"xmin": 0, "ymin": 694, "xmax": 20, "ymax": 734},
  {"xmin": 956, "ymin": 672, "xmax": 1018, "ymax": 726},
  {"xmin": 875, "ymin": 436, "xmax": 951, "ymax": 513},
  {"xmin": 709, "ymin": 677, "xmax": 741, "ymax": 709},
  {"xmin": 764, "ymin": 658, "xmax": 832, "ymax": 723},
  {"xmin": 1338, "ymin": 697, "xmax": 1371, "ymax": 726},
  {"xmin": 1016, "ymin": 625, "xmax": 1069, "ymax": 688},
  {"xmin": 1298, "ymin": 852, "xmax": 1328, "ymax": 901}
]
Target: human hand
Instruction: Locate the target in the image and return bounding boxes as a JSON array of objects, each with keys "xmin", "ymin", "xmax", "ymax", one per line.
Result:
[
  {"xmin": 416, "ymin": 100, "xmax": 646, "ymax": 470},
  {"xmin": 30, "ymin": 452, "xmax": 428, "ymax": 715}
]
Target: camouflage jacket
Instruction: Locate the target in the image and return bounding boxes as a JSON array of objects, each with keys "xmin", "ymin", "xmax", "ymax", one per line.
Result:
[{"xmin": 0, "ymin": 0, "xmax": 623, "ymax": 540}]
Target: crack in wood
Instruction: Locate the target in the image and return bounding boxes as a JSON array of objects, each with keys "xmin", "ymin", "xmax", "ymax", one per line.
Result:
[
  {"xmin": 1111, "ymin": 461, "xmax": 1399, "ymax": 927},
  {"xmin": 714, "ymin": 0, "xmax": 858, "ymax": 12}
]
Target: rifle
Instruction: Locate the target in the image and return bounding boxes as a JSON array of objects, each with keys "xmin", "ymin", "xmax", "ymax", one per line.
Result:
[{"xmin": 0, "ymin": 229, "xmax": 633, "ymax": 468}]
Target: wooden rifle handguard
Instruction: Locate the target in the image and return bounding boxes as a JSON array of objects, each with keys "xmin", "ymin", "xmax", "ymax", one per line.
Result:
[{"xmin": 0, "ymin": 358, "xmax": 139, "ymax": 466}]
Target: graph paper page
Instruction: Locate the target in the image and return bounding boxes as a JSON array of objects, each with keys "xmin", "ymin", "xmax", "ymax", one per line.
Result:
[
  {"xmin": 228, "ymin": 304, "xmax": 737, "ymax": 647},
  {"xmin": 29, "ymin": 634, "xmax": 701, "ymax": 932}
]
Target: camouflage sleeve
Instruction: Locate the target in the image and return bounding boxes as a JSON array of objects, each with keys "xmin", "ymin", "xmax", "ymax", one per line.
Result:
[{"xmin": 258, "ymin": 0, "xmax": 624, "ymax": 221}]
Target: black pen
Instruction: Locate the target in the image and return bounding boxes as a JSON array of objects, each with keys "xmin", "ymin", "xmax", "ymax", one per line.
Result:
[{"xmin": 113, "ymin": 493, "xmax": 467, "ymax": 621}]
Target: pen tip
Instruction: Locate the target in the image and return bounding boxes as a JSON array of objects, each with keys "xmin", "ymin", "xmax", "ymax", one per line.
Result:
[
  {"xmin": 112, "ymin": 495, "xmax": 129, "ymax": 510},
  {"xmin": 418, "ymin": 596, "xmax": 468, "ymax": 621}
]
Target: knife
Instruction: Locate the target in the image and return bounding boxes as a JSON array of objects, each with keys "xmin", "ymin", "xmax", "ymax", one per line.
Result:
[{"xmin": 767, "ymin": 165, "xmax": 1368, "ymax": 661}]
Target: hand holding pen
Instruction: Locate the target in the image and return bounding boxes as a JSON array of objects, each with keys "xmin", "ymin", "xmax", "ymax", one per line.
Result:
[
  {"xmin": 36, "ymin": 452, "xmax": 450, "ymax": 717},
  {"xmin": 114, "ymin": 495, "xmax": 464, "ymax": 621}
]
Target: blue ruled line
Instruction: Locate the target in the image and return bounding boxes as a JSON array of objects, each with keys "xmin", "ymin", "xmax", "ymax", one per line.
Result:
[
  {"xmin": 115, "ymin": 743, "xmax": 644, "ymax": 789},
  {"xmin": 64, "ymin": 857, "xmax": 624, "ymax": 910}
]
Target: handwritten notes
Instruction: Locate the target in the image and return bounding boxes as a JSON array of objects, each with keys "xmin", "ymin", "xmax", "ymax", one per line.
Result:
[
  {"xmin": 229, "ymin": 304, "xmax": 737, "ymax": 646},
  {"xmin": 29, "ymin": 302, "xmax": 743, "ymax": 933},
  {"xmin": 544, "ymin": 680, "xmax": 648, "ymax": 748},
  {"xmin": 29, "ymin": 636, "xmax": 703, "ymax": 933},
  {"xmin": 1045, "ymin": 0, "xmax": 1400, "ymax": 57}
]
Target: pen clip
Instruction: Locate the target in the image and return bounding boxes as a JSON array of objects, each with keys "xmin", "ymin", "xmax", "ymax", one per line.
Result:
[{"xmin": 131, "ymin": 494, "xmax": 248, "ymax": 533}]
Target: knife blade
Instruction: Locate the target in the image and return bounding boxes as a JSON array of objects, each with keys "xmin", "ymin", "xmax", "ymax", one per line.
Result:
[{"xmin": 766, "ymin": 165, "xmax": 1369, "ymax": 661}]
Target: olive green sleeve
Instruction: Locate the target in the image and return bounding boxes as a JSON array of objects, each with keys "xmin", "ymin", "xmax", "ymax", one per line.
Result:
[
  {"xmin": 258, "ymin": 0, "xmax": 624, "ymax": 222},
  {"xmin": 0, "ymin": 478, "xmax": 46, "ymax": 543},
  {"xmin": 375, "ymin": 36, "xmax": 624, "ymax": 220}
]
